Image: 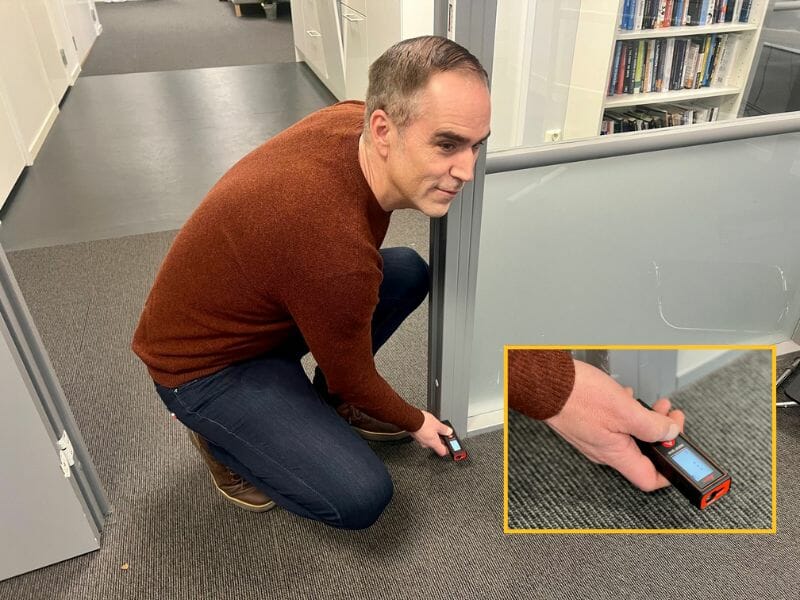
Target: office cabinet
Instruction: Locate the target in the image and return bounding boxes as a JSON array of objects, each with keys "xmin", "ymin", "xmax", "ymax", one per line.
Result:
[
  {"xmin": 0, "ymin": 0, "xmax": 59, "ymax": 161},
  {"xmin": 292, "ymin": 0, "xmax": 431, "ymax": 101},
  {"xmin": 61, "ymin": 0, "xmax": 101, "ymax": 65},
  {"xmin": 22, "ymin": 0, "xmax": 79, "ymax": 105},
  {"xmin": 0, "ymin": 94, "xmax": 27, "ymax": 208},
  {"xmin": 342, "ymin": 2, "xmax": 369, "ymax": 100},
  {"xmin": 293, "ymin": 0, "xmax": 345, "ymax": 99},
  {"xmin": 0, "ymin": 0, "xmax": 98, "ymax": 209}
]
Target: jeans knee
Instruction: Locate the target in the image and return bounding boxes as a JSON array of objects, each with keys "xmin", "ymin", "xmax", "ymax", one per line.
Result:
[
  {"xmin": 336, "ymin": 470, "xmax": 394, "ymax": 530},
  {"xmin": 395, "ymin": 247, "xmax": 430, "ymax": 306}
]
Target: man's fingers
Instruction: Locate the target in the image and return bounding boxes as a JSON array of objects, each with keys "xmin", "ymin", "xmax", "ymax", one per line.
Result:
[
  {"xmin": 666, "ymin": 409, "xmax": 684, "ymax": 433},
  {"xmin": 607, "ymin": 443, "xmax": 672, "ymax": 492},
  {"xmin": 433, "ymin": 438, "xmax": 449, "ymax": 457},
  {"xmin": 651, "ymin": 397, "xmax": 671, "ymax": 414},
  {"xmin": 626, "ymin": 400, "xmax": 682, "ymax": 443}
]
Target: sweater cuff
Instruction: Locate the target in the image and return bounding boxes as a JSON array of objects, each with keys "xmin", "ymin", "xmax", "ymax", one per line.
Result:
[
  {"xmin": 507, "ymin": 350, "xmax": 575, "ymax": 420},
  {"xmin": 404, "ymin": 407, "xmax": 426, "ymax": 433}
]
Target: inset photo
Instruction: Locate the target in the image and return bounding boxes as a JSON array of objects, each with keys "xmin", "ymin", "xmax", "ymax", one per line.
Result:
[{"xmin": 504, "ymin": 346, "xmax": 775, "ymax": 533}]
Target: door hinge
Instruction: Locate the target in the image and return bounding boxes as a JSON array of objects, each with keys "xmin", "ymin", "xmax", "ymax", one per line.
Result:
[
  {"xmin": 72, "ymin": 36, "xmax": 78, "ymax": 51},
  {"xmin": 60, "ymin": 49, "xmax": 68, "ymax": 67},
  {"xmin": 57, "ymin": 431, "xmax": 75, "ymax": 478}
]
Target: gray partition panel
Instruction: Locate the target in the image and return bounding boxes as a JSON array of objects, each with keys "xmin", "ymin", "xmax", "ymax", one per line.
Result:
[
  {"xmin": 0, "ymin": 243, "xmax": 108, "ymax": 580},
  {"xmin": 468, "ymin": 131, "xmax": 800, "ymax": 418},
  {"xmin": 0, "ymin": 311, "xmax": 99, "ymax": 580}
]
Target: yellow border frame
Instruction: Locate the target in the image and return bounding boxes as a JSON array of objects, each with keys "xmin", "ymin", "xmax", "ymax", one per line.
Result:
[{"xmin": 503, "ymin": 344, "xmax": 777, "ymax": 534}]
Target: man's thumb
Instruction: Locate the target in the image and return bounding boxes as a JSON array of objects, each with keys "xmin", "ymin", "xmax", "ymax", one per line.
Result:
[{"xmin": 629, "ymin": 406, "xmax": 680, "ymax": 443}]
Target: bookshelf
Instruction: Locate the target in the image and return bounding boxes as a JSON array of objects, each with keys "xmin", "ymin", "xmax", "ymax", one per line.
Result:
[{"xmin": 562, "ymin": 0, "xmax": 770, "ymax": 139}]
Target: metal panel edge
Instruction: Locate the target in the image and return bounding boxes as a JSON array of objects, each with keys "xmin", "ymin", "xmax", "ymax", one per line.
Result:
[
  {"xmin": 486, "ymin": 110, "xmax": 800, "ymax": 174},
  {"xmin": 428, "ymin": 0, "xmax": 498, "ymax": 437},
  {"xmin": 0, "ymin": 243, "xmax": 110, "ymax": 532}
]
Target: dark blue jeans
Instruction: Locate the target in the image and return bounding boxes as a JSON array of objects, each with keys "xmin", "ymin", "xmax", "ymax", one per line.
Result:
[{"xmin": 155, "ymin": 247, "xmax": 429, "ymax": 530}]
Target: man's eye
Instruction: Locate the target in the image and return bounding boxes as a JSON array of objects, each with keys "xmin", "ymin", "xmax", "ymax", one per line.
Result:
[{"xmin": 439, "ymin": 142, "xmax": 456, "ymax": 152}]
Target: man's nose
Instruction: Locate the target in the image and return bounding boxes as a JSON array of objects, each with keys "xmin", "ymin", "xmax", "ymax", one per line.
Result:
[{"xmin": 450, "ymin": 148, "xmax": 476, "ymax": 183}]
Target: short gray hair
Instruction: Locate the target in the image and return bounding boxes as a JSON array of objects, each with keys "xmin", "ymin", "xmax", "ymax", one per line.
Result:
[{"xmin": 364, "ymin": 36, "xmax": 488, "ymax": 134}]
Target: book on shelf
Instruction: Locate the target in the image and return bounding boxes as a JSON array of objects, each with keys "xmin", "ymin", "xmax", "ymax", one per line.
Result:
[
  {"xmin": 609, "ymin": 41, "xmax": 623, "ymax": 95},
  {"xmin": 713, "ymin": 33, "xmax": 739, "ymax": 85},
  {"xmin": 616, "ymin": 42, "xmax": 628, "ymax": 94},
  {"xmin": 606, "ymin": 33, "xmax": 738, "ymax": 96},
  {"xmin": 683, "ymin": 39, "xmax": 700, "ymax": 88},
  {"xmin": 634, "ymin": 39, "xmax": 646, "ymax": 93},
  {"xmin": 601, "ymin": 99, "xmax": 721, "ymax": 134},
  {"xmin": 739, "ymin": 0, "xmax": 752, "ymax": 22},
  {"xmin": 619, "ymin": 0, "xmax": 751, "ymax": 29}
]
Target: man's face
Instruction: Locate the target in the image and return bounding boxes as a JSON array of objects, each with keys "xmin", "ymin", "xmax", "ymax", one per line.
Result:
[{"xmin": 385, "ymin": 71, "xmax": 491, "ymax": 218}]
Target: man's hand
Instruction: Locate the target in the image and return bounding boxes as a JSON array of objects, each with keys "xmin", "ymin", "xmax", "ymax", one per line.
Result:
[
  {"xmin": 410, "ymin": 410, "xmax": 453, "ymax": 457},
  {"xmin": 544, "ymin": 360, "xmax": 685, "ymax": 492}
]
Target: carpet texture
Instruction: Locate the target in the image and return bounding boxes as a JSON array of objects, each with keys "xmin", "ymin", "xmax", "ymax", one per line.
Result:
[
  {"xmin": 508, "ymin": 351, "xmax": 774, "ymax": 530},
  {"xmin": 0, "ymin": 233, "xmax": 798, "ymax": 599},
  {"xmin": 82, "ymin": 0, "xmax": 296, "ymax": 76}
]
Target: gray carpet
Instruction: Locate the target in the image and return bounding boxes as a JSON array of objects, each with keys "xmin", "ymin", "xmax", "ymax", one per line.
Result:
[
  {"xmin": 82, "ymin": 0, "xmax": 296, "ymax": 76},
  {"xmin": 1, "ymin": 233, "xmax": 799, "ymax": 598},
  {"xmin": 508, "ymin": 351, "xmax": 774, "ymax": 530}
]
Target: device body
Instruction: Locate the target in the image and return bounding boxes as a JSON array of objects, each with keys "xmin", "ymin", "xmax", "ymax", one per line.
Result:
[
  {"xmin": 635, "ymin": 400, "xmax": 731, "ymax": 509},
  {"xmin": 439, "ymin": 420, "xmax": 468, "ymax": 461}
]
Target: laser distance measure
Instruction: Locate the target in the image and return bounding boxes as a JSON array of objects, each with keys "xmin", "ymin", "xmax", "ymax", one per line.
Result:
[
  {"xmin": 440, "ymin": 420, "xmax": 468, "ymax": 461},
  {"xmin": 635, "ymin": 399, "xmax": 731, "ymax": 509}
]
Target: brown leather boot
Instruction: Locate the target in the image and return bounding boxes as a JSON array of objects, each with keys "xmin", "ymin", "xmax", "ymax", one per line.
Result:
[
  {"xmin": 187, "ymin": 430, "xmax": 276, "ymax": 512},
  {"xmin": 335, "ymin": 403, "xmax": 411, "ymax": 442}
]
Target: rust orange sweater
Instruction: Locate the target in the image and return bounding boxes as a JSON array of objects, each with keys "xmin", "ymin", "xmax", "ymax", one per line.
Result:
[
  {"xmin": 132, "ymin": 101, "xmax": 425, "ymax": 432},
  {"xmin": 507, "ymin": 350, "xmax": 575, "ymax": 420}
]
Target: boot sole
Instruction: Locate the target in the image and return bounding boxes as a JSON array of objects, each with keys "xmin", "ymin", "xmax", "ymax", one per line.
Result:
[
  {"xmin": 212, "ymin": 482, "xmax": 277, "ymax": 513},
  {"xmin": 352, "ymin": 426, "xmax": 412, "ymax": 443}
]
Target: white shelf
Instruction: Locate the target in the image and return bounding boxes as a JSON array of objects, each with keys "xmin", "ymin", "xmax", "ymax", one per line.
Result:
[
  {"xmin": 616, "ymin": 23, "xmax": 758, "ymax": 40},
  {"xmin": 604, "ymin": 86, "xmax": 741, "ymax": 108}
]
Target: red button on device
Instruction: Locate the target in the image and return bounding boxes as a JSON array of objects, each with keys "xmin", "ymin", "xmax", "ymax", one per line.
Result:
[{"xmin": 661, "ymin": 439, "xmax": 676, "ymax": 448}]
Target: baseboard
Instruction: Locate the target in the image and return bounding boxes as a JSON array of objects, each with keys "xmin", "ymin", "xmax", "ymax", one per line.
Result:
[
  {"xmin": 69, "ymin": 63, "xmax": 81, "ymax": 86},
  {"xmin": 676, "ymin": 350, "xmax": 746, "ymax": 390},
  {"xmin": 467, "ymin": 408, "xmax": 504, "ymax": 437},
  {"xmin": 27, "ymin": 104, "xmax": 59, "ymax": 163}
]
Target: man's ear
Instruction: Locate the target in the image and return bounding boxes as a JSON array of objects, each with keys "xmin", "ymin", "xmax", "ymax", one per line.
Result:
[{"xmin": 368, "ymin": 109, "xmax": 394, "ymax": 158}]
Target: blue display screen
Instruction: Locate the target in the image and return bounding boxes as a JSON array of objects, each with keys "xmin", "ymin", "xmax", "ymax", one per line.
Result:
[
  {"xmin": 672, "ymin": 447, "xmax": 713, "ymax": 482},
  {"xmin": 449, "ymin": 439, "xmax": 461, "ymax": 452}
]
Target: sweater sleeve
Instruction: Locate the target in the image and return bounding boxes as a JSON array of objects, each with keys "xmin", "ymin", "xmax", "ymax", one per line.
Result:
[
  {"xmin": 284, "ymin": 267, "xmax": 425, "ymax": 432},
  {"xmin": 507, "ymin": 350, "xmax": 576, "ymax": 420}
]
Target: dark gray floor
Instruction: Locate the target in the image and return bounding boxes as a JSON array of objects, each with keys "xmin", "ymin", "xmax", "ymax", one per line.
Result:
[
  {"xmin": 0, "ymin": 62, "xmax": 336, "ymax": 251},
  {"xmin": 82, "ymin": 0, "xmax": 296, "ymax": 76}
]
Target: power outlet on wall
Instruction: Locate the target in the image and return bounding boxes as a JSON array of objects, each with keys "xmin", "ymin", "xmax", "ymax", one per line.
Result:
[{"xmin": 545, "ymin": 129, "xmax": 562, "ymax": 142}]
